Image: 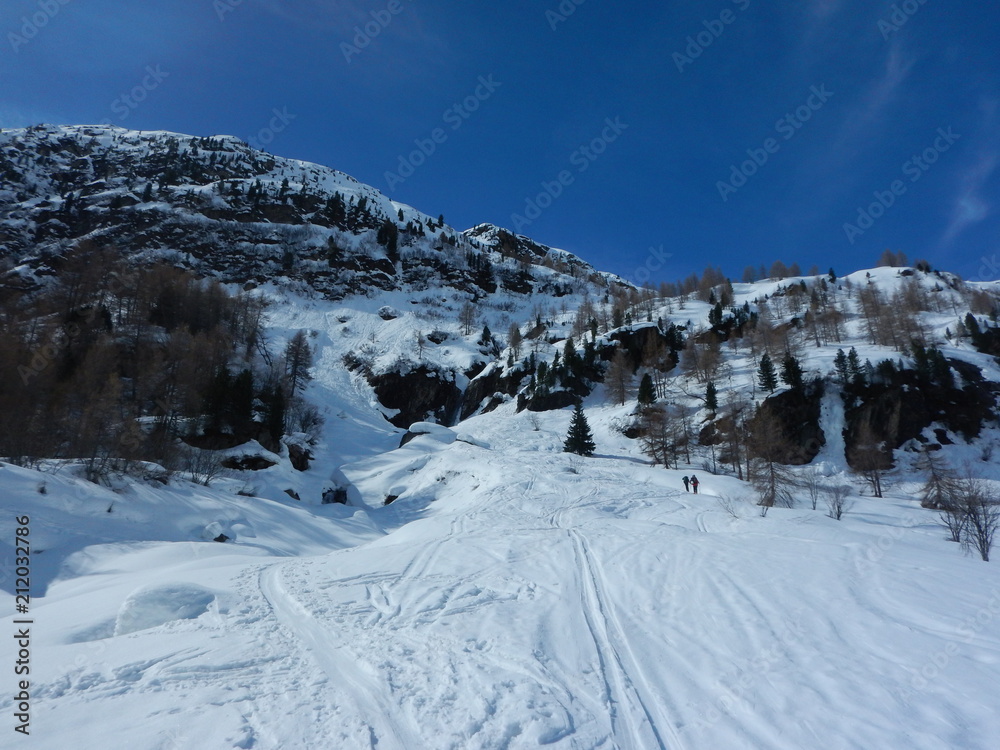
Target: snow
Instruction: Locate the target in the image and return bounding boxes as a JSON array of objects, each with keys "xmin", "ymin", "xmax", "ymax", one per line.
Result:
[
  {"xmin": 4, "ymin": 382, "xmax": 1000, "ymax": 749},
  {"xmin": 2, "ymin": 127, "xmax": 1000, "ymax": 747}
]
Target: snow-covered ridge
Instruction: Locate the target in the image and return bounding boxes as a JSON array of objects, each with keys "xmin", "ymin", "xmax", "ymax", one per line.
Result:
[{"xmin": 0, "ymin": 124, "xmax": 623, "ymax": 304}]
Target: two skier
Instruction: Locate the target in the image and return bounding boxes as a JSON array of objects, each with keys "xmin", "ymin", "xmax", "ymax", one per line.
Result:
[{"xmin": 682, "ymin": 475, "xmax": 700, "ymax": 494}]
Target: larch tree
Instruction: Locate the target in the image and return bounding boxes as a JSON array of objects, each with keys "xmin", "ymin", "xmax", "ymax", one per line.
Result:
[
  {"xmin": 605, "ymin": 348, "xmax": 632, "ymax": 406},
  {"xmin": 284, "ymin": 329, "xmax": 313, "ymax": 399}
]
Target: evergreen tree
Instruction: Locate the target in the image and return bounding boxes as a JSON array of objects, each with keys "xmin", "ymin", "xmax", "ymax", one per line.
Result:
[
  {"xmin": 232, "ymin": 367, "xmax": 255, "ymax": 417},
  {"xmin": 708, "ymin": 302, "xmax": 724, "ymax": 330},
  {"xmin": 262, "ymin": 384, "xmax": 286, "ymax": 449},
  {"xmin": 834, "ymin": 349, "xmax": 849, "ymax": 385},
  {"xmin": 757, "ymin": 353, "xmax": 778, "ymax": 393},
  {"xmin": 563, "ymin": 403, "xmax": 596, "ymax": 456},
  {"xmin": 705, "ymin": 381, "xmax": 718, "ymax": 413},
  {"xmin": 376, "ymin": 219, "xmax": 399, "ymax": 262},
  {"xmin": 847, "ymin": 347, "xmax": 864, "ymax": 387},
  {"xmin": 203, "ymin": 366, "xmax": 231, "ymax": 433},
  {"xmin": 780, "ymin": 353, "xmax": 804, "ymax": 390},
  {"xmin": 563, "ymin": 338, "xmax": 579, "ymax": 375},
  {"xmin": 638, "ymin": 373, "xmax": 656, "ymax": 405},
  {"xmin": 142, "ymin": 182, "xmax": 153, "ymax": 202}
]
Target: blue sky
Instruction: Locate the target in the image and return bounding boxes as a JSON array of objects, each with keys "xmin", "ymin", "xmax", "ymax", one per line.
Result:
[{"xmin": 4, "ymin": 0, "xmax": 1000, "ymax": 283}]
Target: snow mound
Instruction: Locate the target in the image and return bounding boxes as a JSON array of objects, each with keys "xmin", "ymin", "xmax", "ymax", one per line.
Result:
[
  {"xmin": 455, "ymin": 431, "xmax": 490, "ymax": 449},
  {"xmin": 114, "ymin": 584, "xmax": 218, "ymax": 636},
  {"xmin": 407, "ymin": 422, "xmax": 458, "ymax": 444}
]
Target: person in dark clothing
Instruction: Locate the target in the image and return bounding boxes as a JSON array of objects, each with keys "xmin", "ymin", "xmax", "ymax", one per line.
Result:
[
  {"xmin": 690, "ymin": 474, "xmax": 700, "ymax": 494},
  {"xmin": 682, "ymin": 476, "xmax": 690, "ymax": 492}
]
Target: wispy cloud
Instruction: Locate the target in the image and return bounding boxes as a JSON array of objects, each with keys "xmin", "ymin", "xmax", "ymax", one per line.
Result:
[
  {"xmin": 940, "ymin": 98, "xmax": 1000, "ymax": 245},
  {"xmin": 848, "ymin": 41, "xmax": 914, "ymax": 134}
]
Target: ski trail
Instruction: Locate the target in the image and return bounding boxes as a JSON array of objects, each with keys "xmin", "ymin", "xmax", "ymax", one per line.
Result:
[
  {"xmin": 569, "ymin": 528, "xmax": 682, "ymax": 750},
  {"xmin": 259, "ymin": 564, "xmax": 420, "ymax": 750}
]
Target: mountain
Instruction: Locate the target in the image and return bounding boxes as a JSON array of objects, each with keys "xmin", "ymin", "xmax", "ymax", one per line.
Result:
[
  {"xmin": 2, "ymin": 125, "xmax": 1000, "ymax": 749},
  {"xmin": 0, "ymin": 124, "xmax": 621, "ymax": 300}
]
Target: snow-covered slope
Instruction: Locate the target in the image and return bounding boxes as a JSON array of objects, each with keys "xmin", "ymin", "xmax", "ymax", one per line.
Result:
[
  {"xmin": 4, "ymin": 394, "xmax": 1000, "ymax": 749},
  {"xmin": 4, "ymin": 124, "xmax": 1000, "ymax": 749}
]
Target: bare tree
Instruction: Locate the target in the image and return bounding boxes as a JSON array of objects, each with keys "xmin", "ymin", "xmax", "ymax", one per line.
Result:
[
  {"xmin": 182, "ymin": 446, "xmax": 228, "ymax": 486},
  {"xmin": 917, "ymin": 450, "xmax": 959, "ymax": 509},
  {"xmin": 638, "ymin": 405, "xmax": 682, "ymax": 469},
  {"xmin": 605, "ymin": 348, "xmax": 632, "ymax": 406},
  {"xmin": 507, "ymin": 322, "xmax": 523, "ymax": 359},
  {"xmin": 459, "ymin": 301, "xmax": 478, "ymax": 336},
  {"xmin": 954, "ymin": 477, "xmax": 1000, "ymax": 562},
  {"xmin": 799, "ymin": 467, "xmax": 825, "ymax": 511},
  {"xmin": 748, "ymin": 406, "xmax": 794, "ymax": 511},
  {"xmin": 850, "ymin": 422, "xmax": 889, "ymax": 498},
  {"xmin": 825, "ymin": 485, "xmax": 853, "ymax": 520}
]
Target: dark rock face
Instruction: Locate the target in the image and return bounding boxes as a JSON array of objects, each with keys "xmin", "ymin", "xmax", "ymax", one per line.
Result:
[
  {"xmin": 369, "ymin": 366, "xmax": 463, "ymax": 428},
  {"xmin": 606, "ymin": 324, "xmax": 682, "ymax": 369},
  {"xmin": 843, "ymin": 359, "xmax": 999, "ymax": 469},
  {"xmin": 221, "ymin": 455, "xmax": 278, "ymax": 471},
  {"xmin": 518, "ymin": 389, "xmax": 580, "ymax": 413},
  {"xmin": 322, "ymin": 487, "xmax": 348, "ymax": 504},
  {"xmin": 754, "ymin": 382, "xmax": 826, "ymax": 465},
  {"xmin": 286, "ymin": 442, "xmax": 312, "ymax": 471},
  {"xmin": 461, "ymin": 364, "xmax": 530, "ymax": 420}
]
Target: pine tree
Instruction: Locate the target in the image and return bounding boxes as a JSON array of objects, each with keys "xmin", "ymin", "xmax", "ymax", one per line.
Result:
[
  {"xmin": 705, "ymin": 381, "xmax": 718, "ymax": 413},
  {"xmin": 847, "ymin": 347, "xmax": 864, "ymax": 387},
  {"xmin": 563, "ymin": 338, "xmax": 579, "ymax": 375},
  {"xmin": 262, "ymin": 384, "xmax": 286, "ymax": 450},
  {"xmin": 708, "ymin": 302, "xmax": 724, "ymax": 329},
  {"xmin": 757, "ymin": 353, "xmax": 778, "ymax": 393},
  {"xmin": 376, "ymin": 219, "xmax": 399, "ymax": 262},
  {"xmin": 834, "ymin": 349, "xmax": 849, "ymax": 384},
  {"xmin": 638, "ymin": 373, "xmax": 655, "ymax": 405},
  {"xmin": 563, "ymin": 403, "xmax": 596, "ymax": 456},
  {"xmin": 780, "ymin": 353, "xmax": 804, "ymax": 390}
]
